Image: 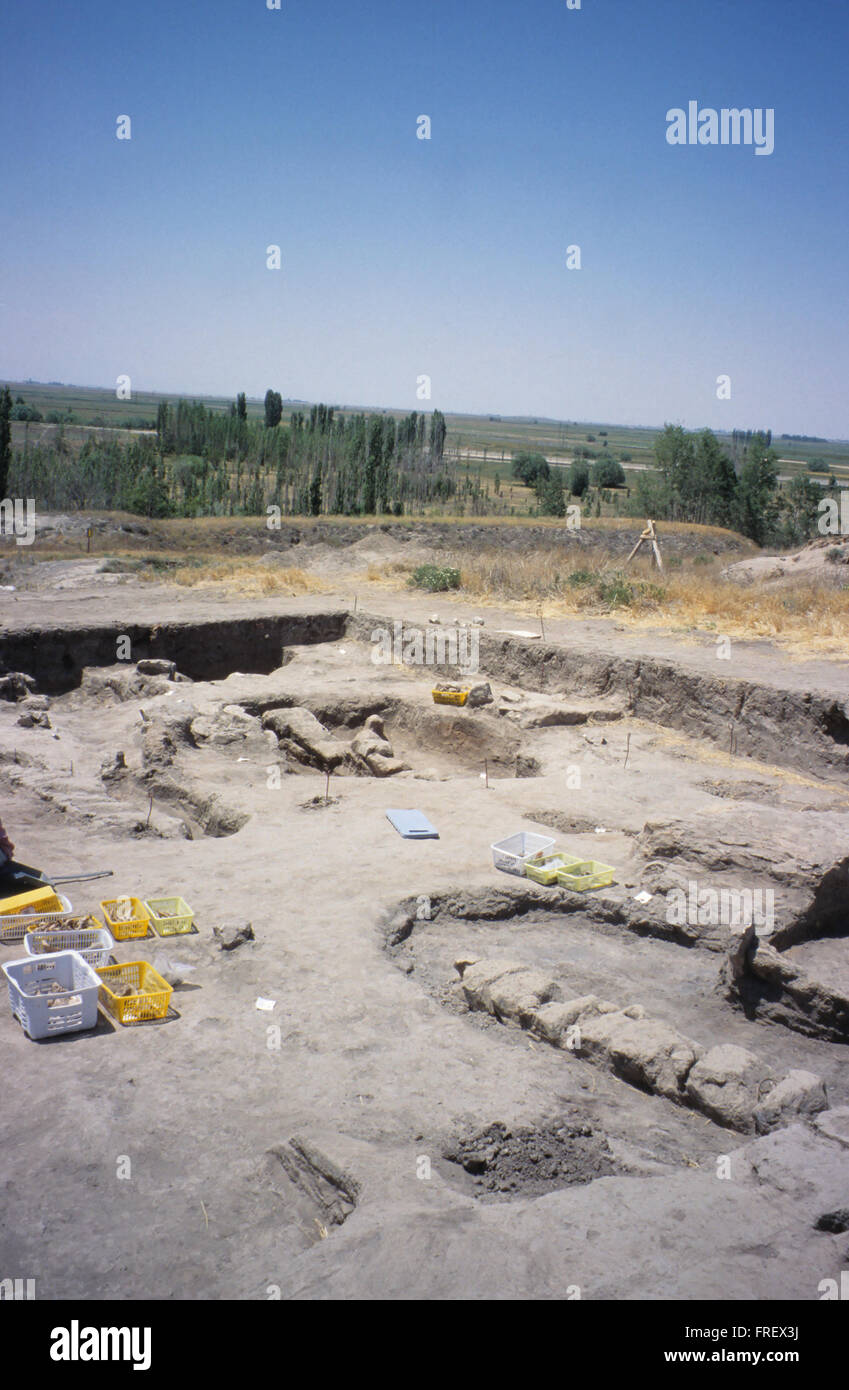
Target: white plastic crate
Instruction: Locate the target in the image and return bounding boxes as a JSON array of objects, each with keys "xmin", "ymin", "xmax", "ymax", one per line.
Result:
[
  {"xmin": 24, "ymin": 926, "xmax": 114, "ymax": 969},
  {"xmin": 0, "ymin": 893, "xmax": 74, "ymax": 944},
  {"xmin": 491, "ymin": 832, "xmax": 556, "ymax": 876},
  {"xmin": 2, "ymin": 950, "xmax": 101, "ymax": 1039}
]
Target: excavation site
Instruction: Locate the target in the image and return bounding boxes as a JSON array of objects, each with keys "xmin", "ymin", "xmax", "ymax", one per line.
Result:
[{"xmin": 1, "ymin": 547, "xmax": 848, "ymax": 1303}]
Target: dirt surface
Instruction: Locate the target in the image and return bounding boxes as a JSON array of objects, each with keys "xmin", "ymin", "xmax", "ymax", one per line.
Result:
[
  {"xmin": 1, "ymin": 548, "xmax": 848, "ymax": 1302},
  {"xmin": 724, "ymin": 536, "xmax": 849, "ymax": 587}
]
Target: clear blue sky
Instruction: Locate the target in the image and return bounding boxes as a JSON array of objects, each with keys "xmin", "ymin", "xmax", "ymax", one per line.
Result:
[{"xmin": 1, "ymin": 0, "xmax": 847, "ymax": 436}]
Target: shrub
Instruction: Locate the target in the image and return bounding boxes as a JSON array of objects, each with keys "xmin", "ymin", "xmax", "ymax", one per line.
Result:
[
  {"xmin": 567, "ymin": 569, "xmax": 595, "ymax": 587},
  {"xmin": 409, "ymin": 564, "xmax": 461, "ymax": 592},
  {"xmin": 595, "ymin": 572, "xmax": 635, "ymax": 606},
  {"xmin": 593, "ymin": 572, "xmax": 665, "ymax": 607}
]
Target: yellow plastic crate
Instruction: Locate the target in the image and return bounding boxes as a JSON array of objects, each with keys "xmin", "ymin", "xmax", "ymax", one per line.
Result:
[
  {"xmin": 97, "ymin": 961, "xmax": 173, "ymax": 1024},
  {"xmin": 0, "ymin": 893, "xmax": 74, "ymax": 943},
  {"xmin": 144, "ymin": 896, "xmax": 195, "ymax": 937},
  {"xmin": 432, "ymin": 688, "xmax": 469, "ymax": 706},
  {"xmin": 0, "ymin": 886, "xmax": 64, "ymax": 917},
  {"xmin": 524, "ymin": 852, "xmax": 584, "ymax": 886},
  {"xmin": 99, "ymin": 897, "xmax": 150, "ymax": 940},
  {"xmin": 556, "ymin": 860, "xmax": 615, "ymax": 892}
]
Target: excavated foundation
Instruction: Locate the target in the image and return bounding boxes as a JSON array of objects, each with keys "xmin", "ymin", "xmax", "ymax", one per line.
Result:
[
  {"xmin": 2, "ymin": 608, "xmax": 847, "ymax": 778},
  {"xmin": 3, "ymin": 593, "xmax": 849, "ymax": 1303}
]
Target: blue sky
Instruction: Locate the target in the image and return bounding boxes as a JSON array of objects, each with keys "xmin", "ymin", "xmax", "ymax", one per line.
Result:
[{"xmin": 1, "ymin": 0, "xmax": 847, "ymax": 435}]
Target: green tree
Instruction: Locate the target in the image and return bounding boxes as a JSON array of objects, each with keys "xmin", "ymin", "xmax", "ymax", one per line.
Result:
[
  {"xmin": 10, "ymin": 402, "xmax": 42, "ymax": 422},
  {"xmin": 236, "ymin": 392, "xmax": 247, "ymax": 421},
  {"xmin": 777, "ymin": 473, "xmax": 822, "ymax": 547},
  {"xmin": 568, "ymin": 461, "xmax": 590, "ymax": 497},
  {"xmin": 539, "ymin": 471, "xmax": 566, "ymax": 517},
  {"xmin": 591, "ymin": 457, "xmax": 626, "ymax": 488},
  {"xmin": 429, "ymin": 409, "xmax": 447, "ymax": 463},
  {"xmin": 689, "ymin": 430, "xmax": 738, "ymax": 526},
  {"xmin": 512, "ymin": 451, "xmax": 550, "ymax": 487},
  {"xmin": 654, "ymin": 425, "xmax": 695, "ymax": 512},
  {"xmin": 309, "ymin": 465, "xmax": 322, "ymax": 516},
  {"xmin": 736, "ymin": 432, "xmax": 779, "ymax": 544},
  {"xmin": 264, "ymin": 390, "xmax": 283, "ymax": 428}
]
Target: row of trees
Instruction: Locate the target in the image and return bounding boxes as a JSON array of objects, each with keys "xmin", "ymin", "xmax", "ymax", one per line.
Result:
[
  {"xmin": 3, "ymin": 388, "xmax": 836, "ymax": 547},
  {"xmin": 9, "ymin": 395, "xmax": 455, "ymax": 519}
]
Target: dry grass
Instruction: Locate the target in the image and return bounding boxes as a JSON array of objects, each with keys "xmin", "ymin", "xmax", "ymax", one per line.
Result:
[
  {"xmin": 363, "ymin": 547, "xmax": 849, "ymax": 659},
  {"xmin": 169, "ymin": 559, "xmax": 329, "ymax": 597},
  {"xmin": 364, "ymin": 560, "xmax": 413, "ymax": 583}
]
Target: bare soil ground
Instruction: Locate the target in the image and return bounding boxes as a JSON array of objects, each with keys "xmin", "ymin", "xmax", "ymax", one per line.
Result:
[{"xmin": 1, "ymin": 531, "xmax": 848, "ymax": 1302}]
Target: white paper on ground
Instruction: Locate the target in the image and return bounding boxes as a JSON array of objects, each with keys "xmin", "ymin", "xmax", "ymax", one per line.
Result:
[{"xmin": 255, "ymin": 997, "xmax": 276, "ymax": 1011}]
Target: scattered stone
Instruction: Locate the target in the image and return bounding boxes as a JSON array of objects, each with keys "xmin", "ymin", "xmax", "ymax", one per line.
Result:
[
  {"xmin": 458, "ymin": 958, "xmax": 533, "ymax": 1011},
  {"xmin": 754, "ymin": 1071, "xmax": 828, "ymax": 1134},
  {"xmin": 100, "ymin": 751, "xmax": 127, "ymax": 782},
  {"xmin": 466, "ymin": 682, "xmax": 494, "ymax": 709},
  {"xmin": 351, "ymin": 713, "xmax": 393, "ymax": 759},
  {"xmin": 0, "ymin": 671, "xmax": 36, "ymax": 701},
  {"xmin": 17, "ymin": 709, "xmax": 51, "ymax": 729},
  {"xmin": 262, "ymin": 706, "xmax": 350, "ymax": 771},
  {"xmin": 487, "ymin": 969, "xmax": 562, "ymax": 1022},
  {"xmin": 530, "ymin": 996, "xmax": 619, "ymax": 1047},
  {"xmin": 578, "ymin": 1009, "xmax": 702, "ymax": 1101},
  {"xmin": 190, "ymin": 705, "xmax": 256, "ymax": 746},
  {"xmin": 685, "ymin": 1045, "xmax": 774, "ymax": 1131},
  {"xmin": 813, "ymin": 1108, "xmax": 849, "ymax": 1150},
  {"xmin": 351, "ymin": 714, "xmax": 410, "ymax": 776},
  {"xmin": 213, "ymin": 920, "xmax": 255, "ymax": 951},
  {"xmin": 136, "ymin": 658, "xmax": 177, "ymax": 678}
]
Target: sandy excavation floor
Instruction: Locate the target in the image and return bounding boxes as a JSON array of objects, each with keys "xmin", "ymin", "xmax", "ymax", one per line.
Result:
[{"xmin": 1, "ymin": 553, "xmax": 849, "ymax": 1301}]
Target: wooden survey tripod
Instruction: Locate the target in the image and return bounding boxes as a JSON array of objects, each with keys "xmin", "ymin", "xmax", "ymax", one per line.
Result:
[{"xmin": 625, "ymin": 519, "xmax": 664, "ymax": 572}]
